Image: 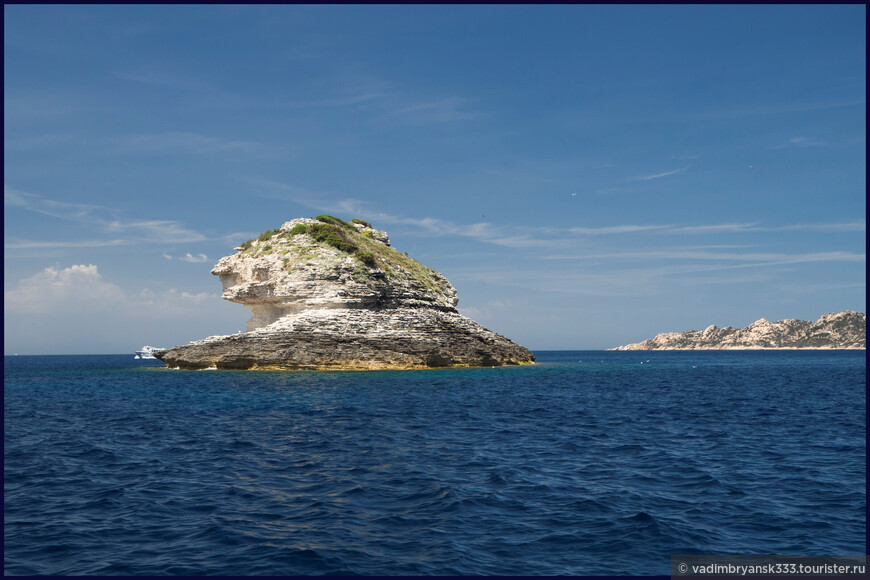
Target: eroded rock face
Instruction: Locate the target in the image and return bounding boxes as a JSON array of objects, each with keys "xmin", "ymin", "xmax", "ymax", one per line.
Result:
[
  {"xmin": 210, "ymin": 218, "xmax": 459, "ymax": 331},
  {"xmin": 610, "ymin": 311, "xmax": 866, "ymax": 350},
  {"xmin": 156, "ymin": 216, "xmax": 534, "ymax": 370},
  {"xmin": 156, "ymin": 308, "xmax": 532, "ymax": 370}
]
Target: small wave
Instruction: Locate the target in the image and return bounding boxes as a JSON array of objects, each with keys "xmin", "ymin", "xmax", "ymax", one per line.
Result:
[
  {"xmin": 73, "ymin": 446, "xmax": 119, "ymax": 463},
  {"xmin": 227, "ymin": 438, "xmax": 257, "ymax": 450},
  {"xmin": 485, "ymin": 471, "xmax": 510, "ymax": 485},
  {"xmin": 621, "ymin": 510, "xmax": 656, "ymax": 523}
]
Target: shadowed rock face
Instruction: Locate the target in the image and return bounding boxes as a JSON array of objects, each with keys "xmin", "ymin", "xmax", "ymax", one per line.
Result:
[
  {"xmin": 610, "ymin": 311, "xmax": 866, "ymax": 350},
  {"xmin": 155, "ymin": 217, "xmax": 534, "ymax": 370}
]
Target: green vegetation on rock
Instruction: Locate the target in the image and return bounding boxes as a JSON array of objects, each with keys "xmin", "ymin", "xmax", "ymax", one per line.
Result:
[
  {"xmin": 354, "ymin": 251, "xmax": 376, "ymax": 267},
  {"xmin": 351, "ymin": 266, "xmax": 374, "ymax": 284},
  {"xmin": 308, "ymin": 223, "xmax": 358, "ymax": 253},
  {"xmin": 238, "ymin": 216, "xmax": 450, "ymax": 302},
  {"xmin": 315, "ymin": 214, "xmax": 353, "ymax": 229},
  {"xmin": 258, "ymin": 228, "xmax": 281, "ymax": 242},
  {"xmin": 351, "ymin": 233, "xmax": 444, "ymax": 297}
]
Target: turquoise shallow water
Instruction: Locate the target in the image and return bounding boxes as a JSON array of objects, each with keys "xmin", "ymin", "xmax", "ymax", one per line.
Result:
[{"xmin": 3, "ymin": 350, "xmax": 866, "ymax": 575}]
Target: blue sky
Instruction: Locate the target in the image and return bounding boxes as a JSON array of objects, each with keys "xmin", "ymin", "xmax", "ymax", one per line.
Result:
[{"xmin": 4, "ymin": 5, "xmax": 866, "ymax": 354}]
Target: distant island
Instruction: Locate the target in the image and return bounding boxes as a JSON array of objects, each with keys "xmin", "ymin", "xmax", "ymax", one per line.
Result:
[
  {"xmin": 610, "ymin": 311, "xmax": 866, "ymax": 350},
  {"xmin": 155, "ymin": 216, "xmax": 534, "ymax": 370}
]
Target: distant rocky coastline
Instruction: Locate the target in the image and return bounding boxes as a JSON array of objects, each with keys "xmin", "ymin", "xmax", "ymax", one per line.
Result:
[
  {"xmin": 155, "ymin": 216, "xmax": 534, "ymax": 370},
  {"xmin": 610, "ymin": 311, "xmax": 866, "ymax": 351}
]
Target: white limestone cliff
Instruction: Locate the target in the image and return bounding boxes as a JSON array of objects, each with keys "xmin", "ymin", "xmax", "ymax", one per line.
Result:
[
  {"xmin": 211, "ymin": 218, "xmax": 457, "ymax": 331},
  {"xmin": 156, "ymin": 216, "xmax": 533, "ymax": 370},
  {"xmin": 610, "ymin": 311, "xmax": 866, "ymax": 350}
]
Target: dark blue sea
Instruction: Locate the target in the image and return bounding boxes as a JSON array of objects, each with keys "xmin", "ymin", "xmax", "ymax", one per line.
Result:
[{"xmin": 4, "ymin": 351, "xmax": 866, "ymax": 575}]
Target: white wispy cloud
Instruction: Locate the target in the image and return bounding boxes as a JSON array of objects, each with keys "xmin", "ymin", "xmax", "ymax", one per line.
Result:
[
  {"xmin": 104, "ymin": 220, "xmax": 208, "ymax": 244},
  {"xmin": 4, "ymin": 91, "xmax": 84, "ymax": 121},
  {"xmin": 773, "ymin": 136, "xmax": 827, "ymax": 149},
  {"xmin": 449, "ymin": 247, "xmax": 865, "ymax": 298},
  {"xmin": 338, "ymin": 202, "xmax": 859, "ymax": 255},
  {"xmin": 113, "ymin": 132, "xmax": 262, "ymax": 156},
  {"xmin": 630, "ymin": 167, "xmax": 687, "ymax": 181},
  {"xmin": 117, "ymin": 67, "xmax": 478, "ymax": 127},
  {"xmin": 668, "ymin": 223, "xmax": 760, "ymax": 234},
  {"xmin": 179, "ymin": 253, "xmax": 209, "ymax": 263},
  {"xmin": 138, "ymin": 287, "xmax": 216, "ymax": 301},
  {"xmin": 566, "ymin": 225, "xmax": 672, "ymax": 235},
  {"xmin": 668, "ymin": 221, "xmax": 865, "ymax": 234},
  {"xmin": 779, "ymin": 281, "xmax": 867, "ymax": 294},
  {"xmin": 5, "ymin": 239, "xmax": 130, "ymax": 249},
  {"xmin": 381, "ymin": 98, "xmax": 479, "ymax": 125},
  {"xmin": 241, "ymin": 179, "xmax": 866, "ymax": 257},
  {"xmin": 114, "ymin": 69, "xmax": 266, "ymax": 114},
  {"xmin": 540, "ymin": 249, "xmax": 865, "ymax": 265},
  {"xmin": 694, "ymin": 98, "xmax": 866, "ymax": 121},
  {"xmin": 277, "ymin": 75, "xmax": 479, "ymax": 125},
  {"xmin": 5, "ymin": 186, "xmax": 110, "ymax": 220},
  {"xmin": 5, "ymin": 185, "xmax": 210, "ymax": 247},
  {"xmin": 116, "ymin": 71, "xmax": 214, "ymax": 92},
  {"xmin": 774, "ymin": 221, "xmax": 865, "ymax": 232},
  {"xmin": 332, "ymin": 200, "xmax": 864, "ymax": 248},
  {"xmin": 281, "ymin": 80, "xmax": 394, "ymax": 108},
  {"xmin": 4, "ymin": 187, "xmax": 30, "ymax": 207},
  {"xmin": 451, "ymin": 265, "xmax": 663, "ymax": 297}
]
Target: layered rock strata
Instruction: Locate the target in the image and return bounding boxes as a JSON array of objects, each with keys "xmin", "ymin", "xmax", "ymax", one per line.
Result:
[
  {"xmin": 611, "ymin": 311, "xmax": 866, "ymax": 350},
  {"xmin": 156, "ymin": 216, "xmax": 534, "ymax": 370}
]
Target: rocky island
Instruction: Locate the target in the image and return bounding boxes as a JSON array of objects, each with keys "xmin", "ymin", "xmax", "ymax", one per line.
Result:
[
  {"xmin": 611, "ymin": 311, "xmax": 866, "ymax": 350},
  {"xmin": 155, "ymin": 216, "xmax": 535, "ymax": 370}
]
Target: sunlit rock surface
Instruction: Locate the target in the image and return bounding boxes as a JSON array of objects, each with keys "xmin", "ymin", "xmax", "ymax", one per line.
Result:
[
  {"xmin": 155, "ymin": 216, "xmax": 534, "ymax": 370},
  {"xmin": 610, "ymin": 311, "xmax": 866, "ymax": 350}
]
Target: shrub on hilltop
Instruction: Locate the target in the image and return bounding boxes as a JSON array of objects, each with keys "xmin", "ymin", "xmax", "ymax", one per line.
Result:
[
  {"xmin": 257, "ymin": 228, "xmax": 281, "ymax": 242},
  {"xmin": 315, "ymin": 215, "xmax": 353, "ymax": 229},
  {"xmin": 308, "ymin": 223, "xmax": 358, "ymax": 253},
  {"xmin": 232, "ymin": 217, "xmax": 447, "ymax": 303}
]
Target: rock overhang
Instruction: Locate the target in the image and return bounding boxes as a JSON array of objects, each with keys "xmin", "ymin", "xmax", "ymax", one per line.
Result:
[{"xmin": 157, "ymin": 215, "xmax": 534, "ymax": 370}]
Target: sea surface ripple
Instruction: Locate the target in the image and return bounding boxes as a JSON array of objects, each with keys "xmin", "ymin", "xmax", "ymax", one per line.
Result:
[{"xmin": 4, "ymin": 350, "xmax": 865, "ymax": 575}]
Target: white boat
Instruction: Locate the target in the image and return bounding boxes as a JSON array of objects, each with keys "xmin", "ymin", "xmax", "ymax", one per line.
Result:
[{"xmin": 135, "ymin": 345, "xmax": 164, "ymax": 359}]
